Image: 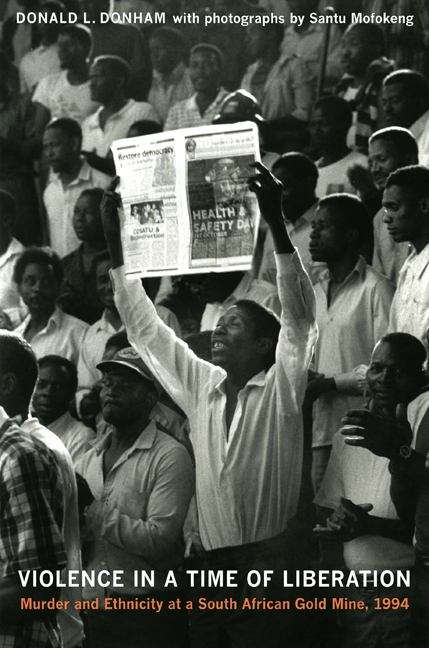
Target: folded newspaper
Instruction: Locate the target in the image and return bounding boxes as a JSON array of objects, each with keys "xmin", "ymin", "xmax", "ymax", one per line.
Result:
[{"xmin": 111, "ymin": 122, "xmax": 261, "ymax": 278}]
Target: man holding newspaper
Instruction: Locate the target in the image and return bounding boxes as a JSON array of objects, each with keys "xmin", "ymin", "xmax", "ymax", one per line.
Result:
[{"xmin": 100, "ymin": 162, "xmax": 318, "ymax": 647}]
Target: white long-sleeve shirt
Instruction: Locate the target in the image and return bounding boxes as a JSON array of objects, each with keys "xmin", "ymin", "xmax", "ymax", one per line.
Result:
[
  {"xmin": 112, "ymin": 251, "xmax": 317, "ymax": 550},
  {"xmin": 388, "ymin": 242, "xmax": 429, "ymax": 350},
  {"xmin": 312, "ymin": 257, "xmax": 394, "ymax": 448}
]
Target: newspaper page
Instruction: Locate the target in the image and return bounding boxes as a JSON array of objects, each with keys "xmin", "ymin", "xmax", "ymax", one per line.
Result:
[{"xmin": 111, "ymin": 122, "xmax": 261, "ymax": 278}]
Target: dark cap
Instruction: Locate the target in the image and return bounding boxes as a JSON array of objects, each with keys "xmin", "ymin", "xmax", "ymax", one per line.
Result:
[
  {"xmin": 212, "ymin": 90, "xmax": 264, "ymax": 125},
  {"xmin": 97, "ymin": 347, "xmax": 161, "ymax": 394}
]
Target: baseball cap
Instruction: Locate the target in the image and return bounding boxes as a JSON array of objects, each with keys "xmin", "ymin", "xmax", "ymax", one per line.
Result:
[
  {"xmin": 97, "ymin": 347, "xmax": 161, "ymax": 395},
  {"xmin": 212, "ymin": 90, "xmax": 264, "ymax": 125}
]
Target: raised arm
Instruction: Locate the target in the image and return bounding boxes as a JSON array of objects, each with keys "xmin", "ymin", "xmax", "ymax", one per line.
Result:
[
  {"xmin": 249, "ymin": 163, "xmax": 317, "ymax": 398},
  {"xmin": 100, "ymin": 179, "xmax": 218, "ymax": 416}
]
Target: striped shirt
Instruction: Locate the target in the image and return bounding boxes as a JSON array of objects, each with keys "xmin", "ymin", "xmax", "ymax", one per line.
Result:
[
  {"xmin": 336, "ymin": 74, "xmax": 384, "ymax": 153},
  {"xmin": 164, "ymin": 89, "xmax": 228, "ymax": 132}
]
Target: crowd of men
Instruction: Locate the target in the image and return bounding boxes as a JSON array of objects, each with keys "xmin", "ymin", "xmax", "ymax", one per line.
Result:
[{"xmin": 1, "ymin": 0, "xmax": 429, "ymax": 647}]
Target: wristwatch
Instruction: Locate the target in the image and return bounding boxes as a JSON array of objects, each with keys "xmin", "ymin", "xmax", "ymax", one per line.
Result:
[{"xmin": 397, "ymin": 444, "xmax": 413, "ymax": 460}]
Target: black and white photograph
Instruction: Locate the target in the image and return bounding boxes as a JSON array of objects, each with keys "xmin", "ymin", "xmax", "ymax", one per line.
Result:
[
  {"xmin": 1, "ymin": 0, "xmax": 429, "ymax": 647},
  {"xmin": 130, "ymin": 200, "xmax": 164, "ymax": 224}
]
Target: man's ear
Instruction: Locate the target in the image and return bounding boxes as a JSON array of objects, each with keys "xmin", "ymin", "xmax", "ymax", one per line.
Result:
[
  {"xmin": 419, "ymin": 196, "xmax": 429, "ymax": 217},
  {"xmin": 72, "ymin": 136, "xmax": 82, "ymax": 155},
  {"xmin": 0, "ymin": 372, "xmax": 18, "ymax": 399},
  {"xmin": 143, "ymin": 389, "xmax": 158, "ymax": 411},
  {"xmin": 403, "ymin": 153, "xmax": 418, "ymax": 166},
  {"xmin": 255, "ymin": 337, "xmax": 274, "ymax": 358},
  {"xmin": 346, "ymin": 227, "xmax": 359, "ymax": 247}
]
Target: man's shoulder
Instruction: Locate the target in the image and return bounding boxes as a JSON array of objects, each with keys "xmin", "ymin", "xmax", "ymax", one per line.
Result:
[
  {"xmin": 169, "ymin": 95, "xmax": 193, "ymax": 113},
  {"xmin": 346, "ymin": 150, "xmax": 367, "ymax": 165},
  {"xmin": 82, "ymin": 107, "xmax": 101, "ymax": 128},
  {"xmin": 362, "ymin": 262, "xmax": 394, "ymax": 293},
  {"xmin": 87, "ymin": 165, "xmax": 111, "ymax": 188},
  {"xmin": 35, "ymin": 70, "xmax": 63, "ymax": 92},
  {"xmin": 59, "ymin": 309, "xmax": 90, "ymax": 333},
  {"xmin": 26, "ymin": 418, "xmax": 73, "ymax": 467},
  {"xmin": 408, "ymin": 389, "xmax": 429, "ymax": 436},
  {"xmin": 63, "ymin": 413, "xmax": 95, "ymax": 439},
  {"xmin": 152, "ymin": 425, "xmax": 193, "ymax": 464},
  {"xmin": 128, "ymin": 100, "xmax": 158, "ymax": 120},
  {"xmin": 0, "ymin": 422, "xmax": 56, "ymax": 473},
  {"xmin": 373, "ymin": 207, "xmax": 385, "ymax": 229},
  {"xmin": 61, "ymin": 247, "xmax": 80, "ymax": 270}
]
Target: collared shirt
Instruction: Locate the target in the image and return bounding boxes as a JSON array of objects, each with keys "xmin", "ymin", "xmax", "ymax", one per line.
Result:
[
  {"xmin": 76, "ymin": 420, "xmax": 194, "ymax": 597},
  {"xmin": 47, "ymin": 411, "xmax": 96, "ymax": 465},
  {"xmin": 81, "ymin": 99, "xmax": 160, "ymax": 158},
  {"xmin": 389, "ymin": 242, "xmax": 429, "ymax": 349},
  {"xmin": 148, "ymin": 63, "xmax": 194, "ymax": 124},
  {"xmin": 312, "ymin": 257, "xmax": 394, "ymax": 448},
  {"xmin": 200, "ymin": 273, "xmax": 281, "ymax": 332},
  {"xmin": 94, "ymin": 401, "xmax": 188, "ymax": 450},
  {"xmin": 240, "ymin": 54, "xmax": 314, "ymax": 122},
  {"xmin": 22, "ymin": 417, "xmax": 83, "ymax": 648},
  {"xmin": 372, "ymin": 207, "xmax": 410, "ymax": 286},
  {"xmin": 316, "ymin": 150, "xmax": 368, "ymax": 197},
  {"xmin": 32, "ymin": 70, "xmax": 98, "ymax": 124},
  {"xmin": 14, "ymin": 306, "xmax": 89, "ymax": 365},
  {"xmin": 43, "ymin": 158, "xmax": 110, "ymax": 258},
  {"xmin": 258, "ymin": 203, "xmax": 325, "ymax": 286},
  {"xmin": 19, "ymin": 42, "xmax": 60, "ymax": 94},
  {"xmin": 315, "ymin": 429, "xmax": 415, "ymax": 570},
  {"xmin": 0, "ymin": 408, "xmax": 66, "ymax": 648},
  {"xmin": 164, "ymin": 88, "xmax": 228, "ymax": 132},
  {"xmin": 112, "ymin": 251, "xmax": 317, "ymax": 550},
  {"xmin": 0, "ymin": 237, "xmax": 26, "ymax": 326}
]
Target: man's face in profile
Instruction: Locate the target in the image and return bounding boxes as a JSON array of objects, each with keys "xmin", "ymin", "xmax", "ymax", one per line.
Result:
[{"xmin": 211, "ymin": 160, "xmax": 243, "ymax": 203}]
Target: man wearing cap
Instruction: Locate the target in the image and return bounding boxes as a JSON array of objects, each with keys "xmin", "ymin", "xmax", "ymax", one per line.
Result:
[
  {"xmin": 164, "ymin": 44, "xmax": 228, "ymax": 131},
  {"xmin": 76, "ymin": 346, "xmax": 194, "ymax": 648}
]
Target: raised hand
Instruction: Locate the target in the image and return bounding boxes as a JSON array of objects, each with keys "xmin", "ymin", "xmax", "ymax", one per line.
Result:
[
  {"xmin": 341, "ymin": 408, "xmax": 412, "ymax": 458},
  {"xmin": 248, "ymin": 161, "xmax": 283, "ymax": 227},
  {"xmin": 248, "ymin": 161, "xmax": 294, "ymax": 254}
]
